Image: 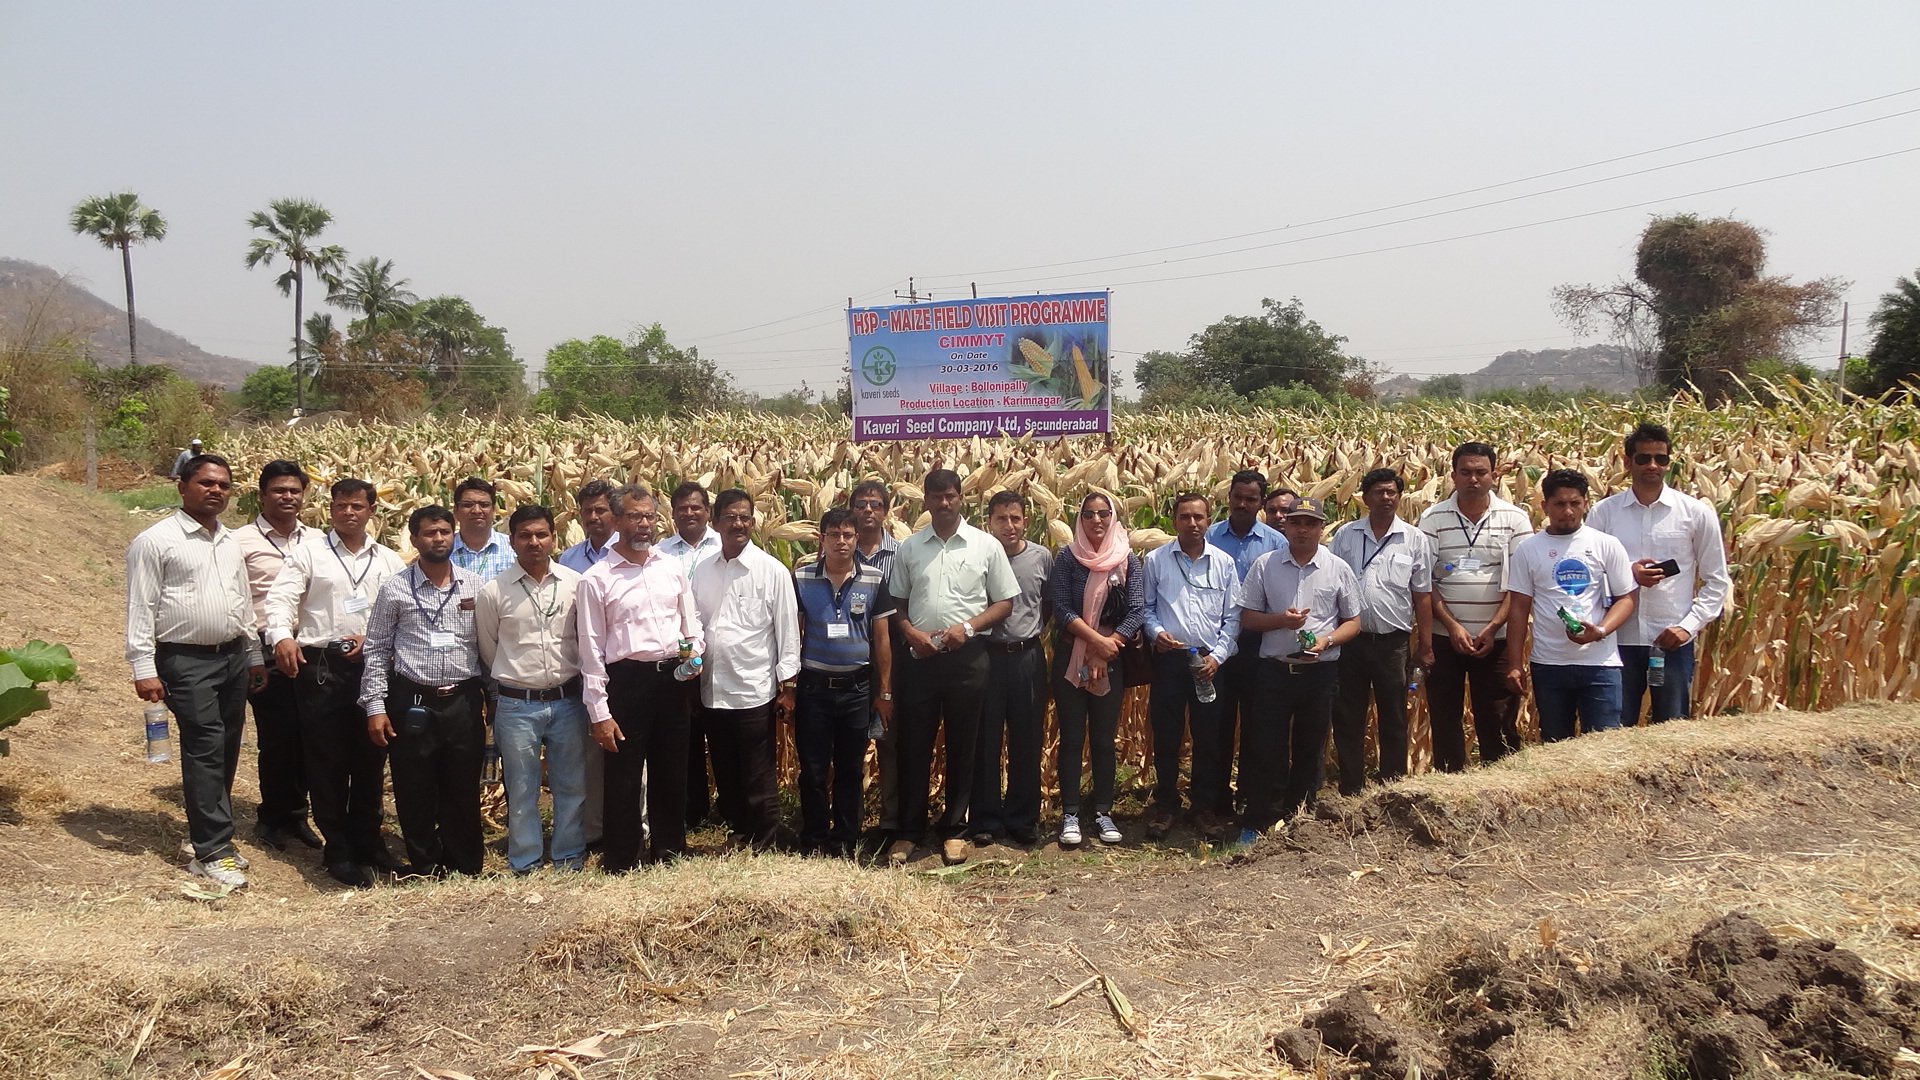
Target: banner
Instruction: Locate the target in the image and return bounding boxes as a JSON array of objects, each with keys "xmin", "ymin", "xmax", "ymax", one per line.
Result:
[{"xmin": 847, "ymin": 291, "xmax": 1112, "ymax": 442}]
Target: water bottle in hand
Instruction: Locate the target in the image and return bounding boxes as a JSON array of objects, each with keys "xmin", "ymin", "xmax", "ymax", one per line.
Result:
[
  {"xmin": 1647, "ymin": 647, "xmax": 1666, "ymax": 687},
  {"xmin": 1407, "ymin": 664, "xmax": 1423, "ymax": 692},
  {"xmin": 143, "ymin": 704, "xmax": 172, "ymax": 764},
  {"xmin": 674, "ymin": 655, "xmax": 704, "ymax": 682},
  {"xmin": 1189, "ymin": 647, "xmax": 1217, "ymax": 703}
]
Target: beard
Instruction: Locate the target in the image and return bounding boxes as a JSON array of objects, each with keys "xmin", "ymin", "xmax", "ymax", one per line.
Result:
[{"xmin": 418, "ymin": 548, "xmax": 452, "ymax": 565}]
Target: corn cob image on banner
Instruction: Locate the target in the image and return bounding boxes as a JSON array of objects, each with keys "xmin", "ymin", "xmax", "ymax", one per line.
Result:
[{"xmin": 847, "ymin": 291, "xmax": 1112, "ymax": 441}]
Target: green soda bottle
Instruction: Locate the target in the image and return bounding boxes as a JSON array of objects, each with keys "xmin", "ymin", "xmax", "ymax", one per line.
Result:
[{"xmin": 1555, "ymin": 607, "xmax": 1585, "ymax": 634}]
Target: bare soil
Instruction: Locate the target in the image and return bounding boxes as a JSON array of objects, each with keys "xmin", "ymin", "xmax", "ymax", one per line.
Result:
[{"xmin": 1, "ymin": 475, "xmax": 1918, "ymax": 1080}]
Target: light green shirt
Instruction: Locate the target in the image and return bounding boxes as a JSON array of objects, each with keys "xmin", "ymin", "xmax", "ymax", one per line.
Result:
[{"xmin": 887, "ymin": 520, "xmax": 1019, "ymax": 633}]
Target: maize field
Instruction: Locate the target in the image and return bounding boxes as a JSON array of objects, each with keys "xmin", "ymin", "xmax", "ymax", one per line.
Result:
[{"xmin": 220, "ymin": 382, "xmax": 1920, "ymax": 798}]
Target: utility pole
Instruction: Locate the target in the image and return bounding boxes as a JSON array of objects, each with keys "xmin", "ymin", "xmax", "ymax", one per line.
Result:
[
  {"xmin": 1836, "ymin": 301, "xmax": 1850, "ymax": 392},
  {"xmin": 894, "ymin": 278, "xmax": 924, "ymax": 304}
]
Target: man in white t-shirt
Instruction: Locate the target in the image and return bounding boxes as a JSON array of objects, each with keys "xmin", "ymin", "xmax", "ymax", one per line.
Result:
[{"xmin": 1505, "ymin": 469, "xmax": 1638, "ymax": 741}]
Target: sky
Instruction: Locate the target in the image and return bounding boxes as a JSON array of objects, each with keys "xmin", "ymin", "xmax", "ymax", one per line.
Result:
[{"xmin": 5, "ymin": 2, "xmax": 1919, "ymax": 396}]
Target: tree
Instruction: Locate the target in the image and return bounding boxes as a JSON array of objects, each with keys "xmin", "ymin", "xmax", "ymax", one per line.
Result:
[
  {"xmin": 408, "ymin": 297, "xmax": 526, "ymax": 415},
  {"xmin": 1421, "ymin": 373, "xmax": 1466, "ymax": 400},
  {"xmin": 68, "ymin": 192, "xmax": 167, "ymax": 364},
  {"xmin": 1864, "ymin": 270, "xmax": 1920, "ymax": 396},
  {"xmin": 245, "ymin": 199, "xmax": 347, "ymax": 414},
  {"xmin": 1554, "ymin": 214, "xmax": 1843, "ymax": 404},
  {"xmin": 534, "ymin": 324, "xmax": 739, "ymax": 420},
  {"xmin": 327, "ymin": 257, "xmax": 417, "ymax": 361},
  {"xmin": 237, "ymin": 365, "xmax": 296, "ymax": 416},
  {"xmin": 1132, "ymin": 298, "xmax": 1361, "ymax": 410}
]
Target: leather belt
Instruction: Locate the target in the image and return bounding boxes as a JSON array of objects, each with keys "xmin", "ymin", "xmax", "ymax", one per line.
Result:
[
  {"xmin": 498, "ymin": 677, "xmax": 583, "ymax": 702},
  {"xmin": 157, "ymin": 637, "xmax": 248, "ymax": 657},
  {"xmin": 395, "ymin": 674, "xmax": 482, "ymax": 698},
  {"xmin": 800, "ymin": 668, "xmax": 869, "ymax": 690},
  {"xmin": 986, "ymin": 636, "xmax": 1040, "ymax": 653},
  {"xmin": 610, "ymin": 657, "xmax": 681, "ymax": 673}
]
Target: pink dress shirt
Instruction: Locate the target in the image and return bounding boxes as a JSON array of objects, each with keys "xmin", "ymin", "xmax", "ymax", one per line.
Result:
[{"xmin": 576, "ymin": 545, "xmax": 705, "ymax": 724}]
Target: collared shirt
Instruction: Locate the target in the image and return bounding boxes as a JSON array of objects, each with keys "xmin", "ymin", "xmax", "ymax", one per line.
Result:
[
  {"xmin": 1236, "ymin": 544, "xmax": 1363, "ymax": 662},
  {"xmin": 1142, "ymin": 541, "xmax": 1241, "ymax": 659},
  {"xmin": 691, "ymin": 542, "xmax": 801, "ymax": 709},
  {"xmin": 795, "ymin": 560, "xmax": 896, "ymax": 671},
  {"xmin": 477, "ymin": 562, "xmax": 583, "ymax": 690},
  {"xmin": 126, "ymin": 510, "xmax": 264, "ymax": 681},
  {"xmin": 451, "ymin": 529, "xmax": 515, "ymax": 582},
  {"xmin": 357, "ymin": 563, "xmax": 485, "ymax": 712},
  {"xmin": 1328, "ymin": 516, "xmax": 1434, "ymax": 634},
  {"xmin": 576, "ymin": 546, "xmax": 704, "ymax": 724},
  {"xmin": 1205, "ymin": 518, "xmax": 1285, "ymax": 581},
  {"xmin": 887, "ymin": 521, "xmax": 1019, "ymax": 633},
  {"xmin": 1587, "ymin": 485, "xmax": 1732, "ymax": 646},
  {"xmin": 1416, "ymin": 494, "xmax": 1534, "ymax": 639},
  {"xmin": 235, "ymin": 515, "xmax": 311, "ymax": 629},
  {"xmin": 262, "ymin": 531, "xmax": 406, "ymax": 649},
  {"xmin": 659, "ymin": 528, "xmax": 722, "ymax": 576},
  {"xmin": 991, "ymin": 541, "xmax": 1053, "ymax": 642},
  {"xmin": 855, "ymin": 532, "xmax": 900, "ymax": 572},
  {"xmin": 556, "ymin": 533, "xmax": 618, "ymax": 574},
  {"xmin": 1508, "ymin": 526, "xmax": 1636, "ymax": 668}
]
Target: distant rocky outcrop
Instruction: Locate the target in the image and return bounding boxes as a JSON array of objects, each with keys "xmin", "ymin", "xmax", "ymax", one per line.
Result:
[
  {"xmin": 0, "ymin": 258, "xmax": 261, "ymax": 388},
  {"xmin": 1377, "ymin": 344, "xmax": 1640, "ymax": 400}
]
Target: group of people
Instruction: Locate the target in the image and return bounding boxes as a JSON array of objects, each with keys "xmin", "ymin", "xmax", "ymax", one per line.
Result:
[{"xmin": 127, "ymin": 421, "xmax": 1729, "ymax": 888}]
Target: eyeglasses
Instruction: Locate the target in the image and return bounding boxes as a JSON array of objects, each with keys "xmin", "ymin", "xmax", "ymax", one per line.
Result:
[
  {"xmin": 850, "ymin": 499, "xmax": 885, "ymax": 509},
  {"xmin": 719, "ymin": 513, "xmax": 755, "ymax": 525},
  {"xmin": 1079, "ymin": 509, "xmax": 1113, "ymax": 520},
  {"xmin": 1632, "ymin": 453, "xmax": 1673, "ymax": 467},
  {"xmin": 623, "ymin": 511, "xmax": 659, "ymax": 523}
]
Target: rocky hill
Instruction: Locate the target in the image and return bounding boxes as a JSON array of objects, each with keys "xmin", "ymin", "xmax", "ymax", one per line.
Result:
[
  {"xmin": 0, "ymin": 257, "xmax": 261, "ymax": 388},
  {"xmin": 1377, "ymin": 343, "xmax": 1640, "ymax": 399}
]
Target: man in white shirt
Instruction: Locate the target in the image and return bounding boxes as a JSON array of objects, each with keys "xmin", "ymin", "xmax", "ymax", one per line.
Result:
[
  {"xmin": 477, "ymin": 506, "xmax": 588, "ymax": 874},
  {"xmin": 1587, "ymin": 422, "xmax": 1731, "ymax": 727},
  {"xmin": 127, "ymin": 453, "xmax": 267, "ymax": 888},
  {"xmin": 263, "ymin": 477, "xmax": 405, "ymax": 886},
  {"xmin": 690, "ymin": 489, "xmax": 800, "ymax": 851},
  {"xmin": 659, "ymin": 481, "xmax": 723, "ymax": 833},
  {"xmin": 233, "ymin": 459, "xmax": 319, "ymax": 853},
  {"xmin": 1328, "ymin": 469, "xmax": 1433, "ymax": 794},
  {"xmin": 1506, "ymin": 470, "xmax": 1639, "ymax": 741}
]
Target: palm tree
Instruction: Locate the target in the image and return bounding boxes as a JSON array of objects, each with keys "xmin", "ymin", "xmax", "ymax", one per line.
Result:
[
  {"xmin": 1866, "ymin": 270, "xmax": 1920, "ymax": 396},
  {"xmin": 327, "ymin": 257, "xmax": 416, "ymax": 364},
  {"xmin": 68, "ymin": 193, "xmax": 167, "ymax": 364},
  {"xmin": 246, "ymin": 199, "xmax": 347, "ymax": 414},
  {"xmin": 411, "ymin": 296, "xmax": 483, "ymax": 376}
]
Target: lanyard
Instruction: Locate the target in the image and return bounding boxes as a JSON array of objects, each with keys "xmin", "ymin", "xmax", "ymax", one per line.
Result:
[
  {"xmin": 517, "ymin": 574, "xmax": 560, "ymax": 618},
  {"xmin": 1454, "ymin": 509, "xmax": 1489, "ymax": 554},
  {"xmin": 1359, "ymin": 530, "xmax": 1393, "ymax": 574},
  {"xmin": 257, "ymin": 522, "xmax": 296, "ymax": 556},
  {"xmin": 328, "ymin": 535, "xmax": 374, "ymax": 592},
  {"xmin": 410, "ymin": 566, "xmax": 458, "ymax": 631},
  {"xmin": 1173, "ymin": 549, "xmax": 1218, "ymax": 591}
]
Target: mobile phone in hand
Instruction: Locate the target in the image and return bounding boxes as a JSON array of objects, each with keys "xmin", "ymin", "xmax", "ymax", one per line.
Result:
[{"xmin": 1656, "ymin": 558, "xmax": 1681, "ymax": 579}]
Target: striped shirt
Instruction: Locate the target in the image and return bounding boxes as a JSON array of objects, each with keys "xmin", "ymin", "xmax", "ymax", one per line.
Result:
[
  {"xmin": 1416, "ymin": 494, "xmax": 1534, "ymax": 639},
  {"xmin": 126, "ymin": 511, "xmax": 265, "ymax": 681},
  {"xmin": 795, "ymin": 560, "xmax": 896, "ymax": 671},
  {"xmin": 357, "ymin": 563, "xmax": 486, "ymax": 712},
  {"xmin": 451, "ymin": 530, "xmax": 514, "ymax": 582}
]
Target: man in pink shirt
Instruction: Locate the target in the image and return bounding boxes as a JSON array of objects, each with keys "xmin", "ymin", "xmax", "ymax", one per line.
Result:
[{"xmin": 576, "ymin": 483, "xmax": 704, "ymax": 870}]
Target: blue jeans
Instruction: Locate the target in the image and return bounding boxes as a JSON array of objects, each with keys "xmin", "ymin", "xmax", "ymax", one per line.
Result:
[
  {"xmin": 494, "ymin": 694, "xmax": 590, "ymax": 871},
  {"xmin": 1530, "ymin": 664, "xmax": 1623, "ymax": 742},
  {"xmin": 795, "ymin": 674, "xmax": 872, "ymax": 848},
  {"xmin": 1619, "ymin": 642, "xmax": 1695, "ymax": 726}
]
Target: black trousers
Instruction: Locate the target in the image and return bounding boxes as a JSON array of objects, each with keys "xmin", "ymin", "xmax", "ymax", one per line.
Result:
[
  {"xmin": 686, "ymin": 681, "xmax": 713, "ymax": 827},
  {"xmin": 295, "ymin": 647, "xmax": 388, "ymax": 865},
  {"xmin": 248, "ymin": 663, "xmax": 308, "ymax": 827},
  {"xmin": 385, "ymin": 676, "xmax": 485, "ymax": 876},
  {"xmin": 1148, "ymin": 648, "xmax": 1223, "ymax": 811},
  {"xmin": 1333, "ymin": 630, "xmax": 1411, "ymax": 794},
  {"xmin": 1427, "ymin": 634, "xmax": 1522, "ymax": 769},
  {"xmin": 156, "ymin": 641, "xmax": 250, "ymax": 861},
  {"xmin": 971, "ymin": 645, "xmax": 1047, "ymax": 837},
  {"xmin": 1053, "ymin": 641, "xmax": 1124, "ymax": 817},
  {"xmin": 705, "ymin": 702, "xmax": 780, "ymax": 849},
  {"xmin": 796, "ymin": 673, "xmax": 871, "ymax": 847},
  {"xmin": 1207, "ymin": 629, "xmax": 1264, "ymax": 815},
  {"xmin": 1239, "ymin": 659, "xmax": 1338, "ymax": 832},
  {"xmin": 603, "ymin": 660, "xmax": 689, "ymax": 870},
  {"xmin": 895, "ymin": 638, "xmax": 988, "ymax": 841}
]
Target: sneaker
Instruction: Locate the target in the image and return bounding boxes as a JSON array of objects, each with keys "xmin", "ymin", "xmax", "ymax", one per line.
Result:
[
  {"xmin": 1144, "ymin": 807, "xmax": 1175, "ymax": 841},
  {"xmin": 941, "ymin": 838, "xmax": 969, "ymax": 865},
  {"xmin": 187, "ymin": 856, "xmax": 249, "ymax": 888},
  {"xmin": 1095, "ymin": 814, "xmax": 1123, "ymax": 845},
  {"xmin": 180, "ymin": 841, "xmax": 248, "ymax": 869},
  {"xmin": 887, "ymin": 839, "xmax": 916, "ymax": 866},
  {"xmin": 1227, "ymin": 828, "xmax": 1261, "ymax": 851},
  {"xmin": 1059, "ymin": 814, "xmax": 1082, "ymax": 847}
]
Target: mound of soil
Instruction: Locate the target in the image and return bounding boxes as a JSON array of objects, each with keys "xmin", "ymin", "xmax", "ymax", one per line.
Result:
[{"xmin": 1275, "ymin": 913, "xmax": 1920, "ymax": 1080}]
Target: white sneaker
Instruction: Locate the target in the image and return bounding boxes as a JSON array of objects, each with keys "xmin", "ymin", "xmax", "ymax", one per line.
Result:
[
  {"xmin": 1095, "ymin": 814, "xmax": 1123, "ymax": 845},
  {"xmin": 180, "ymin": 840, "xmax": 248, "ymax": 869},
  {"xmin": 1059, "ymin": 814, "xmax": 1083, "ymax": 846},
  {"xmin": 187, "ymin": 856, "xmax": 249, "ymax": 888}
]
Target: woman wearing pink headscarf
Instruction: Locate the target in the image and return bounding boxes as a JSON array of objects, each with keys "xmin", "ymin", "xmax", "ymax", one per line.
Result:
[{"xmin": 1049, "ymin": 491, "xmax": 1144, "ymax": 847}]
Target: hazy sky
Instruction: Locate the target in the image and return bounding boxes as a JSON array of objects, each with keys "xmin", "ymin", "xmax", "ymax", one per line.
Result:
[{"xmin": 6, "ymin": 2, "xmax": 1918, "ymax": 395}]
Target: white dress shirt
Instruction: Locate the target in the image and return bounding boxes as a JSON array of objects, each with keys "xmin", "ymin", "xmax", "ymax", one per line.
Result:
[
  {"xmin": 263, "ymin": 531, "xmax": 406, "ymax": 648},
  {"xmin": 126, "ymin": 511, "xmax": 264, "ymax": 680},
  {"xmin": 1327, "ymin": 515, "xmax": 1434, "ymax": 634},
  {"xmin": 477, "ymin": 562, "xmax": 583, "ymax": 690},
  {"xmin": 659, "ymin": 527, "xmax": 722, "ymax": 576},
  {"xmin": 1587, "ymin": 485, "xmax": 1732, "ymax": 647},
  {"xmin": 690, "ymin": 541, "xmax": 801, "ymax": 710}
]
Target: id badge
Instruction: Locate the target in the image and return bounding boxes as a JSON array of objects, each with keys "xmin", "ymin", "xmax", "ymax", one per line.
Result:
[
  {"xmin": 827, "ymin": 622, "xmax": 851, "ymax": 639},
  {"xmin": 1454, "ymin": 557, "xmax": 1484, "ymax": 572},
  {"xmin": 343, "ymin": 595, "xmax": 370, "ymax": 614},
  {"xmin": 429, "ymin": 631, "xmax": 457, "ymax": 649}
]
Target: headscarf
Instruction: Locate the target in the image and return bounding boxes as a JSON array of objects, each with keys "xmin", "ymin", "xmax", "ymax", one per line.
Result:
[{"xmin": 1066, "ymin": 494, "xmax": 1130, "ymax": 695}]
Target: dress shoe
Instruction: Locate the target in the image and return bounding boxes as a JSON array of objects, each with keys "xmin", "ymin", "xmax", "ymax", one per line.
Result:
[
  {"xmin": 1144, "ymin": 807, "xmax": 1175, "ymax": 842},
  {"xmin": 252, "ymin": 823, "xmax": 293, "ymax": 851},
  {"xmin": 1006, "ymin": 829, "xmax": 1037, "ymax": 847},
  {"xmin": 886, "ymin": 839, "xmax": 916, "ymax": 865},
  {"xmin": 363, "ymin": 847, "xmax": 406, "ymax": 874},
  {"xmin": 941, "ymin": 838, "xmax": 969, "ymax": 866},
  {"xmin": 288, "ymin": 820, "xmax": 323, "ymax": 849},
  {"xmin": 326, "ymin": 861, "xmax": 372, "ymax": 889}
]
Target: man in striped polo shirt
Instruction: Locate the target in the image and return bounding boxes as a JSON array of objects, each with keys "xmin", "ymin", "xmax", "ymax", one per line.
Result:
[
  {"xmin": 792, "ymin": 508, "xmax": 894, "ymax": 857},
  {"xmin": 1416, "ymin": 442, "xmax": 1534, "ymax": 768}
]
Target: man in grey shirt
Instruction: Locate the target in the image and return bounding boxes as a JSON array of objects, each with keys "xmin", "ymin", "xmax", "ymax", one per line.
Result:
[{"xmin": 970, "ymin": 491, "xmax": 1053, "ymax": 847}]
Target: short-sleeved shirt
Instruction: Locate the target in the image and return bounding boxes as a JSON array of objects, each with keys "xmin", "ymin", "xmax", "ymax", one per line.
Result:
[
  {"xmin": 887, "ymin": 521, "xmax": 1019, "ymax": 633},
  {"xmin": 992, "ymin": 541, "xmax": 1053, "ymax": 642},
  {"xmin": 855, "ymin": 533, "xmax": 900, "ymax": 572},
  {"xmin": 1327, "ymin": 516, "xmax": 1433, "ymax": 634},
  {"xmin": 1508, "ymin": 526, "xmax": 1636, "ymax": 668},
  {"xmin": 1416, "ymin": 494, "xmax": 1534, "ymax": 639},
  {"xmin": 795, "ymin": 560, "xmax": 897, "ymax": 672},
  {"xmin": 1236, "ymin": 545, "xmax": 1362, "ymax": 662},
  {"xmin": 1206, "ymin": 518, "xmax": 1285, "ymax": 582}
]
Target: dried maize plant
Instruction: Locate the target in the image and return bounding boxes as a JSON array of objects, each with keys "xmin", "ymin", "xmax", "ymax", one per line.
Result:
[{"xmin": 219, "ymin": 379, "xmax": 1920, "ymax": 798}]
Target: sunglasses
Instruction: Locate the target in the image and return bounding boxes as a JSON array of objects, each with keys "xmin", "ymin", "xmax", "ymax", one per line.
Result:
[
  {"xmin": 850, "ymin": 499, "xmax": 885, "ymax": 509},
  {"xmin": 1632, "ymin": 453, "xmax": 1672, "ymax": 467}
]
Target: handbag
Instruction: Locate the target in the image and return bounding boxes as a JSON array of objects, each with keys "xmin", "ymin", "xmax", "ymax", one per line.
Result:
[{"xmin": 1095, "ymin": 558, "xmax": 1152, "ymax": 688}]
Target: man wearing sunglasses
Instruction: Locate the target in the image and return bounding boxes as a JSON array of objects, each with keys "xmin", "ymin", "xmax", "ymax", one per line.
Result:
[{"xmin": 1587, "ymin": 422, "xmax": 1731, "ymax": 726}]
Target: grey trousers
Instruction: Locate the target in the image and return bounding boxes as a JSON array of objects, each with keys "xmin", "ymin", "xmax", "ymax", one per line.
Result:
[{"xmin": 155, "ymin": 642, "xmax": 251, "ymax": 861}]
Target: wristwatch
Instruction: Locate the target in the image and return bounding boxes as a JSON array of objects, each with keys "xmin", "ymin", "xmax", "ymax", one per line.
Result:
[
  {"xmin": 962, "ymin": 621, "xmax": 976, "ymax": 639},
  {"xmin": 880, "ymin": 692, "xmax": 893, "ymax": 701}
]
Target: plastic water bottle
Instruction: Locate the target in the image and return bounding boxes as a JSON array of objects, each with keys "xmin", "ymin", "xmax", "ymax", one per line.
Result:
[
  {"xmin": 1647, "ymin": 648, "xmax": 1667, "ymax": 687},
  {"xmin": 673, "ymin": 655, "xmax": 704, "ymax": 682},
  {"xmin": 144, "ymin": 705, "xmax": 172, "ymax": 763},
  {"xmin": 1407, "ymin": 664, "xmax": 1423, "ymax": 692},
  {"xmin": 1189, "ymin": 647, "xmax": 1217, "ymax": 703}
]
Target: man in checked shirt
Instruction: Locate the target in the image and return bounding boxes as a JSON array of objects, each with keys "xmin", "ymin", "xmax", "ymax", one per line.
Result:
[{"xmin": 360, "ymin": 506, "xmax": 489, "ymax": 877}]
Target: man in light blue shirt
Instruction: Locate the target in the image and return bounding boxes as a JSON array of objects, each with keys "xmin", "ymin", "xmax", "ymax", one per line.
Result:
[
  {"xmin": 557, "ymin": 479, "xmax": 619, "ymax": 574},
  {"xmin": 450, "ymin": 477, "xmax": 514, "ymax": 583},
  {"xmin": 1142, "ymin": 492, "xmax": 1240, "ymax": 840},
  {"xmin": 1201, "ymin": 469, "xmax": 1285, "ymax": 825}
]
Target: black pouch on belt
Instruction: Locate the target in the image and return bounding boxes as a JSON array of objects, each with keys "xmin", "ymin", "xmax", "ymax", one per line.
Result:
[{"xmin": 400, "ymin": 694, "xmax": 432, "ymax": 737}]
